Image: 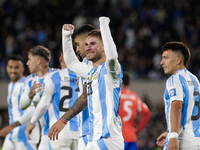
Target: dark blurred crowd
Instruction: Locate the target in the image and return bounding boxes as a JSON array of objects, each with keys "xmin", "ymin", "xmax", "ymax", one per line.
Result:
[{"xmin": 0, "ymin": 0, "xmax": 200, "ymax": 80}]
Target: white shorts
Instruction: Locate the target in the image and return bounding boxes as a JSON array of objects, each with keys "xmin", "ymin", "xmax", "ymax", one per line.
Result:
[
  {"xmin": 86, "ymin": 137, "xmax": 124, "ymax": 150},
  {"xmin": 50, "ymin": 138, "xmax": 78, "ymax": 150},
  {"xmin": 78, "ymin": 135, "xmax": 89, "ymax": 150},
  {"xmin": 38, "ymin": 135, "xmax": 53, "ymax": 150},
  {"xmin": 2, "ymin": 134, "xmax": 37, "ymax": 150}
]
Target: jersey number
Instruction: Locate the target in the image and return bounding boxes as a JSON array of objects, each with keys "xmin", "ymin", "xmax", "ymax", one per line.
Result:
[
  {"xmin": 191, "ymin": 92, "xmax": 200, "ymax": 120},
  {"xmin": 123, "ymin": 101, "xmax": 133, "ymax": 122},
  {"xmin": 59, "ymin": 86, "xmax": 72, "ymax": 112}
]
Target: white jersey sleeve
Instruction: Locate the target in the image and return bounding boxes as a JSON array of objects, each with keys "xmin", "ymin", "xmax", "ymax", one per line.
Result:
[
  {"xmin": 99, "ymin": 17, "xmax": 121, "ymax": 84},
  {"xmin": 30, "ymin": 74, "xmax": 55, "ymax": 124},
  {"xmin": 18, "ymin": 104, "xmax": 35, "ymax": 124},
  {"xmin": 20, "ymin": 76, "xmax": 34, "ymax": 110},
  {"xmin": 62, "ymin": 27, "xmax": 92, "ymax": 79}
]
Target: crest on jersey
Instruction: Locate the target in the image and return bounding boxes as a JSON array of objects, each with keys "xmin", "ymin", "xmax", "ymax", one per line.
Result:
[{"xmin": 169, "ymin": 88, "xmax": 176, "ymax": 97}]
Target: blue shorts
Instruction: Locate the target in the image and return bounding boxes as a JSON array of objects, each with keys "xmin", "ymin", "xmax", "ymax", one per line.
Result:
[{"xmin": 124, "ymin": 141, "xmax": 137, "ymax": 150}]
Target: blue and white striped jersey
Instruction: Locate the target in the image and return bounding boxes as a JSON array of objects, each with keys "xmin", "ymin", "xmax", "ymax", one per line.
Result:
[
  {"xmin": 62, "ymin": 17, "xmax": 124, "ymax": 144},
  {"xmin": 7, "ymin": 77, "xmax": 27, "ymax": 142},
  {"xmin": 20, "ymin": 68, "xmax": 57, "ymax": 136},
  {"xmin": 87, "ymin": 62, "xmax": 123, "ymax": 141},
  {"xmin": 31, "ymin": 68, "xmax": 81, "ymax": 140},
  {"xmin": 164, "ymin": 69, "xmax": 200, "ymax": 149},
  {"xmin": 78, "ymin": 57, "xmax": 92, "ymax": 137}
]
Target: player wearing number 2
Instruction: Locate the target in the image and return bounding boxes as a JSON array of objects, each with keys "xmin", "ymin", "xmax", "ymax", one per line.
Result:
[
  {"xmin": 119, "ymin": 72, "xmax": 151, "ymax": 150},
  {"xmin": 156, "ymin": 41, "xmax": 200, "ymax": 150},
  {"xmin": 26, "ymin": 51, "xmax": 81, "ymax": 150}
]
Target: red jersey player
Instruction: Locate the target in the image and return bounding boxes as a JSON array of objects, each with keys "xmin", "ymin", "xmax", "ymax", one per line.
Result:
[{"xmin": 119, "ymin": 73, "xmax": 151, "ymax": 150}]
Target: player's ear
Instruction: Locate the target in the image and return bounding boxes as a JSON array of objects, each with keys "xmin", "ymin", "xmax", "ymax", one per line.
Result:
[{"xmin": 176, "ymin": 57, "xmax": 182, "ymax": 65}]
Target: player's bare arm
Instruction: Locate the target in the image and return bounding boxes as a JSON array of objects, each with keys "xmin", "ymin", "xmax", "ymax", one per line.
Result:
[{"xmin": 0, "ymin": 121, "xmax": 21, "ymax": 137}]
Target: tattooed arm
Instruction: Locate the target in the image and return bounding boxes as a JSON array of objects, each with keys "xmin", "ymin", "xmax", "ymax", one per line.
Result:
[{"xmin": 48, "ymin": 83, "xmax": 88, "ymax": 141}]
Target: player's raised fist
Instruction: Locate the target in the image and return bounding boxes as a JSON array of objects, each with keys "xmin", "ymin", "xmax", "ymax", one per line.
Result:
[
  {"xmin": 63, "ymin": 24, "xmax": 74, "ymax": 31},
  {"xmin": 99, "ymin": 17, "xmax": 110, "ymax": 23}
]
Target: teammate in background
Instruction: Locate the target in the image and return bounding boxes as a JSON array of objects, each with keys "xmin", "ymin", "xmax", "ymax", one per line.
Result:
[
  {"xmin": 20, "ymin": 45, "xmax": 56, "ymax": 150},
  {"xmin": 72, "ymin": 24, "xmax": 95, "ymax": 150},
  {"xmin": 49, "ymin": 17, "xmax": 124, "ymax": 149},
  {"xmin": 156, "ymin": 41, "xmax": 200, "ymax": 150},
  {"xmin": 0, "ymin": 55, "xmax": 39, "ymax": 150},
  {"xmin": 26, "ymin": 51, "xmax": 81, "ymax": 150},
  {"xmin": 119, "ymin": 72, "xmax": 151, "ymax": 150}
]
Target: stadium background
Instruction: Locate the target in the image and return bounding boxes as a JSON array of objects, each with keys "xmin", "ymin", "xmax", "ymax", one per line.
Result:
[{"xmin": 0, "ymin": 0, "xmax": 200, "ymax": 149}]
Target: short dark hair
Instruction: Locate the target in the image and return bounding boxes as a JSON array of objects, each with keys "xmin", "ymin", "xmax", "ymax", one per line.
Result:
[
  {"xmin": 72, "ymin": 24, "xmax": 95, "ymax": 39},
  {"xmin": 161, "ymin": 41, "xmax": 191, "ymax": 66},
  {"xmin": 123, "ymin": 72, "xmax": 131, "ymax": 86},
  {"xmin": 87, "ymin": 29, "xmax": 102, "ymax": 40},
  {"xmin": 28, "ymin": 45, "xmax": 51, "ymax": 62},
  {"xmin": 7, "ymin": 55, "xmax": 24, "ymax": 65}
]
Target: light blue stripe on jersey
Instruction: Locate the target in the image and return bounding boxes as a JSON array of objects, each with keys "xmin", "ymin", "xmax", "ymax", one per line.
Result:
[
  {"xmin": 98, "ymin": 65, "xmax": 109, "ymax": 137},
  {"xmin": 81, "ymin": 57, "xmax": 90, "ymax": 136},
  {"xmin": 68, "ymin": 69, "xmax": 79, "ymax": 131},
  {"xmin": 88, "ymin": 67, "xmax": 98, "ymax": 140},
  {"xmin": 97, "ymin": 138, "xmax": 108, "ymax": 150},
  {"xmin": 9, "ymin": 83, "xmax": 16, "ymax": 141},
  {"xmin": 187, "ymin": 70, "xmax": 200, "ymax": 137},
  {"xmin": 28, "ymin": 80, "xmax": 33, "ymax": 91},
  {"xmin": 17, "ymin": 86, "xmax": 26, "ymax": 142},
  {"xmin": 39, "ymin": 77, "xmax": 50, "ymax": 135},
  {"xmin": 164, "ymin": 83, "xmax": 170, "ymax": 134},
  {"xmin": 9, "ymin": 84, "xmax": 15, "ymax": 124},
  {"xmin": 113, "ymin": 70, "xmax": 123, "ymax": 117},
  {"xmin": 179, "ymin": 74, "xmax": 189, "ymax": 129},
  {"xmin": 51, "ymin": 72, "xmax": 60, "ymax": 120}
]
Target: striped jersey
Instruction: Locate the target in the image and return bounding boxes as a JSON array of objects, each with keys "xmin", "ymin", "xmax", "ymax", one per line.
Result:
[
  {"xmin": 164, "ymin": 68, "xmax": 200, "ymax": 149},
  {"xmin": 21, "ymin": 68, "xmax": 57, "ymax": 136},
  {"xmin": 7, "ymin": 77, "xmax": 27, "ymax": 142},
  {"xmin": 31, "ymin": 68, "xmax": 81, "ymax": 139},
  {"xmin": 87, "ymin": 62, "xmax": 123, "ymax": 141},
  {"xmin": 78, "ymin": 57, "xmax": 92, "ymax": 137},
  {"xmin": 7, "ymin": 76, "xmax": 39, "ymax": 145}
]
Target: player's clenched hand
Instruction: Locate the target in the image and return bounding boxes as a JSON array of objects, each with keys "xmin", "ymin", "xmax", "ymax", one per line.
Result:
[
  {"xmin": 26, "ymin": 123, "xmax": 35, "ymax": 140},
  {"xmin": 63, "ymin": 24, "xmax": 74, "ymax": 31},
  {"xmin": 0, "ymin": 125, "xmax": 13, "ymax": 137},
  {"xmin": 48, "ymin": 119, "xmax": 65, "ymax": 141},
  {"xmin": 156, "ymin": 131, "xmax": 167, "ymax": 147}
]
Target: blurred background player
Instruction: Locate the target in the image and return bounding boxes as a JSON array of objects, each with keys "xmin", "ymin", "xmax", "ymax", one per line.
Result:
[
  {"xmin": 119, "ymin": 72, "xmax": 151, "ymax": 150},
  {"xmin": 20, "ymin": 45, "xmax": 57, "ymax": 150},
  {"xmin": 0, "ymin": 55, "xmax": 39, "ymax": 150},
  {"xmin": 26, "ymin": 51, "xmax": 81, "ymax": 150},
  {"xmin": 72, "ymin": 24, "xmax": 95, "ymax": 150}
]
